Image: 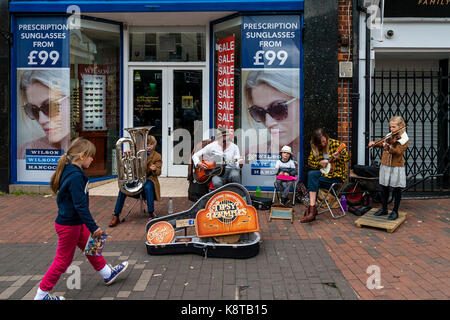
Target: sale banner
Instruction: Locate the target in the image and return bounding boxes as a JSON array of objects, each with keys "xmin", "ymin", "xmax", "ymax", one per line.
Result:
[
  {"xmin": 216, "ymin": 35, "xmax": 235, "ymax": 134},
  {"xmin": 15, "ymin": 16, "xmax": 71, "ymax": 182}
]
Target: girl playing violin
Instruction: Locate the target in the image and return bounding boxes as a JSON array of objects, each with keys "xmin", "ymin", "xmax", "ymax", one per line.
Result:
[{"xmin": 368, "ymin": 116, "xmax": 408, "ymax": 220}]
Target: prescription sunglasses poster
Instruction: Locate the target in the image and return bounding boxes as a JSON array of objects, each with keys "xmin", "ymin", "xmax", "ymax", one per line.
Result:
[
  {"xmin": 15, "ymin": 16, "xmax": 71, "ymax": 182},
  {"xmin": 241, "ymin": 15, "xmax": 301, "ymax": 189}
]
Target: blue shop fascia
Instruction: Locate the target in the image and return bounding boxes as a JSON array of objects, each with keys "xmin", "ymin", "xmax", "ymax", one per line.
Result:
[{"xmin": 9, "ymin": 0, "xmax": 304, "ymax": 192}]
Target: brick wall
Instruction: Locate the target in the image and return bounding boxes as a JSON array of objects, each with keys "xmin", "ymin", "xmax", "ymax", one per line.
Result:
[{"xmin": 338, "ymin": 0, "xmax": 353, "ymax": 159}]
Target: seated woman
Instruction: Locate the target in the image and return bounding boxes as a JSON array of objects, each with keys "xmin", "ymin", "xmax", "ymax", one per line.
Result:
[
  {"xmin": 109, "ymin": 135, "xmax": 162, "ymax": 227},
  {"xmin": 274, "ymin": 145, "xmax": 297, "ymax": 205},
  {"xmin": 301, "ymin": 128, "xmax": 349, "ymax": 223}
]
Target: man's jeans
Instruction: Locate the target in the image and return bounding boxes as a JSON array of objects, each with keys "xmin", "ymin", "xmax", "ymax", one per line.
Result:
[{"xmin": 211, "ymin": 168, "xmax": 240, "ymax": 189}]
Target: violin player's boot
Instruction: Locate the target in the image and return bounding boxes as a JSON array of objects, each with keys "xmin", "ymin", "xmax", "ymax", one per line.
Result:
[
  {"xmin": 374, "ymin": 186, "xmax": 389, "ymax": 216},
  {"xmin": 388, "ymin": 187, "xmax": 401, "ymax": 220}
]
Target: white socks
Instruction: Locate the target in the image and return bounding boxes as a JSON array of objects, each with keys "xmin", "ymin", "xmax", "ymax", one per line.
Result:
[
  {"xmin": 34, "ymin": 288, "xmax": 48, "ymax": 300},
  {"xmin": 99, "ymin": 264, "xmax": 112, "ymax": 279}
]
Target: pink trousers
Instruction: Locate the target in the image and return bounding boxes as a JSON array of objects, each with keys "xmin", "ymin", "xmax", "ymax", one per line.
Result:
[{"xmin": 39, "ymin": 223, "xmax": 106, "ymax": 292}]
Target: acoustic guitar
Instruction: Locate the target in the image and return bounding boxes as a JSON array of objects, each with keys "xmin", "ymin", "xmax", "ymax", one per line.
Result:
[
  {"xmin": 194, "ymin": 158, "xmax": 243, "ymax": 184},
  {"xmin": 320, "ymin": 143, "xmax": 347, "ymax": 175},
  {"xmin": 193, "ymin": 160, "xmax": 225, "ymax": 184}
]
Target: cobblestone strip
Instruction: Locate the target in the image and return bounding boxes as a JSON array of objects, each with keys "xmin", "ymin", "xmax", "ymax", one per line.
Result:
[
  {"xmin": 0, "ymin": 275, "xmax": 32, "ymax": 299},
  {"xmin": 133, "ymin": 269, "xmax": 154, "ymax": 292}
]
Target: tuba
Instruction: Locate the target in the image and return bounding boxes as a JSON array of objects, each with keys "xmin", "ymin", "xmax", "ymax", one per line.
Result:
[{"xmin": 116, "ymin": 126, "xmax": 153, "ymax": 196}]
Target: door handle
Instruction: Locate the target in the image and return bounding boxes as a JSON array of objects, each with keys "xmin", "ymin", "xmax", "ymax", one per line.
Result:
[{"xmin": 168, "ymin": 127, "xmax": 171, "ymax": 136}]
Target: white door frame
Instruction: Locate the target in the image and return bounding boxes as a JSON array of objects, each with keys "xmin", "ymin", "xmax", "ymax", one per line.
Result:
[{"xmin": 127, "ymin": 65, "xmax": 208, "ymax": 177}]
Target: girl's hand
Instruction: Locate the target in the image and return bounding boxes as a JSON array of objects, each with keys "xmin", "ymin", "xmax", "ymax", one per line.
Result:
[
  {"xmin": 368, "ymin": 141, "xmax": 375, "ymax": 147},
  {"xmin": 319, "ymin": 160, "xmax": 328, "ymax": 168},
  {"xmin": 93, "ymin": 227, "xmax": 104, "ymax": 239}
]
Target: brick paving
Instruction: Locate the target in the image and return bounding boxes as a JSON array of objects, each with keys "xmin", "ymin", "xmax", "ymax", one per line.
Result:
[{"xmin": 0, "ymin": 193, "xmax": 449, "ymax": 300}]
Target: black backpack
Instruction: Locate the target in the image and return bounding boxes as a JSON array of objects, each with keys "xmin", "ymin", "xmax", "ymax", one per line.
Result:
[
  {"xmin": 295, "ymin": 182, "xmax": 310, "ymax": 206},
  {"xmin": 353, "ymin": 163, "xmax": 379, "ymax": 178},
  {"xmin": 188, "ymin": 181, "xmax": 209, "ymax": 202}
]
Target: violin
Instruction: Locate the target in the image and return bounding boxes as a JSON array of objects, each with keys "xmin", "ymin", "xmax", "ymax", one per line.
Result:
[
  {"xmin": 385, "ymin": 133, "xmax": 400, "ymax": 145},
  {"xmin": 368, "ymin": 125, "xmax": 407, "ymax": 149}
]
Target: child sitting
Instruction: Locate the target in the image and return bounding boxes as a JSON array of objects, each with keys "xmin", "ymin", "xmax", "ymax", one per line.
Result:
[{"xmin": 275, "ymin": 145, "xmax": 297, "ymax": 205}]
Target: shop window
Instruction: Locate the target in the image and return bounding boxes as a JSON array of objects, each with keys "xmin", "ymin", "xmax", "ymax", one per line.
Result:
[
  {"xmin": 212, "ymin": 15, "xmax": 302, "ymax": 189},
  {"xmin": 70, "ymin": 19, "xmax": 121, "ymax": 178},
  {"xmin": 130, "ymin": 26, "xmax": 205, "ymax": 62}
]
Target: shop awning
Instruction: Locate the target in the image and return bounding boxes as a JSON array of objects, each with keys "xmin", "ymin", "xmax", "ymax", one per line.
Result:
[{"xmin": 10, "ymin": 0, "xmax": 304, "ymax": 13}]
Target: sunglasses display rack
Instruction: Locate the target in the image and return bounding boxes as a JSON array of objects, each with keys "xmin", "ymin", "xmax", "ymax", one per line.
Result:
[
  {"xmin": 70, "ymin": 87, "xmax": 80, "ymax": 127},
  {"xmin": 81, "ymin": 74, "xmax": 106, "ymax": 131}
]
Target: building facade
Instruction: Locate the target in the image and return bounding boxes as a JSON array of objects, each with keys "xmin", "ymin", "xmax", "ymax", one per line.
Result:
[
  {"xmin": 6, "ymin": 0, "xmax": 446, "ymax": 196},
  {"xmin": 6, "ymin": 0, "xmax": 313, "ymax": 193}
]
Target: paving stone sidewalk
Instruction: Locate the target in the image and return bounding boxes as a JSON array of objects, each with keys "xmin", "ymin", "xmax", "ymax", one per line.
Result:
[{"xmin": 0, "ymin": 194, "xmax": 449, "ymax": 300}]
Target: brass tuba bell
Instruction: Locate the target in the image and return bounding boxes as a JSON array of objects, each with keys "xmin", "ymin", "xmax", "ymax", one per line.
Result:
[{"xmin": 115, "ymin": 126, "xmax": 153, "ymax": 196}]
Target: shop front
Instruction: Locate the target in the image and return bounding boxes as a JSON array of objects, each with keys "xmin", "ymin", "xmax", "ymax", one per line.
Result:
[
  {"xmin": 359, "ymin": 0, "xmax": 450, "ymax": 194},
  {"xmin": 9, "ymin": 0, "xmax": 303, "ymax": 191}
]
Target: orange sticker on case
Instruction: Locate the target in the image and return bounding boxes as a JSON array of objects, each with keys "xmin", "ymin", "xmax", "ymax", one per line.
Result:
[{"xmin": 147, "ymin": 221, "xmax": 175, "ymax": 245}]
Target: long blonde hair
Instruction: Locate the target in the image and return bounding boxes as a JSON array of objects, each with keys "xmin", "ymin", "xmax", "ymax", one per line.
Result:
[
  {"xmin": 310, "ymin": 128, "xmax": 329, "ymax": 157},
  {"xmin": 50, "ymin": 137, "xmax": 96, "ymax": 194}
]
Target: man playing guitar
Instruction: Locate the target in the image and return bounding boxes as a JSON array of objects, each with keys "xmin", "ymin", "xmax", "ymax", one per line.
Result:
[{"xmin": 192, "ymin": 127, "xmax": 242, "ymax": 189}]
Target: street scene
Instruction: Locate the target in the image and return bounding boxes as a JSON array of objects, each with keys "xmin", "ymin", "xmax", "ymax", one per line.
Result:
[
  {"xmin": 0, "ymin": 183, "xmax": 449, "ymax": 301},
  {"xmin": 0, "ymin": 0, "xmax": 449, "ymax": 307}
]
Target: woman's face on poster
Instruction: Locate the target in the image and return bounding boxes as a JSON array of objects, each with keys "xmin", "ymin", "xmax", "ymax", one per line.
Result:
[
  {"xmin": 250, "ymin": 83, "xmax": 299, "ymax": 147},
  {"xmin": 25, "ymin": 81, "xmax": 70, "ymax": 144}
]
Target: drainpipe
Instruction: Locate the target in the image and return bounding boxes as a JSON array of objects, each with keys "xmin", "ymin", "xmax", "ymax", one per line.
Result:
[
  {"xmin": 356, "ymin": 1, "xmax": 371, "ymax": 166},
  {"xmin": 350, "ymin": 0, "xmax": 361, "ymax": 167}
]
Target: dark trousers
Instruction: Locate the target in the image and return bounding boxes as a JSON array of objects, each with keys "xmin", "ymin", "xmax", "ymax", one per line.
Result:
[
  {"xmin": 275, "ymin": 180, "xmax": 295, "ymax": 199},
  {"xmin": 114, "ymin": 179, "xmax": 155, "ymax": 216},
  {"xmin": 307, "ymin": 170, "xmax": 343, "ymax": 192}
]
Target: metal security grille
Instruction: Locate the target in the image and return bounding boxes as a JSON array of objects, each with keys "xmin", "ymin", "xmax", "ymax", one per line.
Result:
[{"xmin": 370, "ymin": 69, "xmax": 450, "ymax": 196}]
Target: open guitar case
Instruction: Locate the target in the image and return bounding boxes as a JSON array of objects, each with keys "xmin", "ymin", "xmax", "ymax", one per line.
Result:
[{"xmin": 145, "ymin": 183, "xmax": 261, "ymax": 259}]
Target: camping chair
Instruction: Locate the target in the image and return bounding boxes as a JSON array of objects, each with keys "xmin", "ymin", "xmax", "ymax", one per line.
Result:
[
  {"xmin": 121, "ymin": 191, "xmax": 148, "ymax": 223},
  {"xmin": 317, "ymin": 181, "xmax": 346, "ymax": 219},
  {"xmin": 272, "ymin": 155, "xmax": 300, "ymax": 206},
  {"xmin": 316, "ymin": 157, "xmax": 350, "ymax": 219}
]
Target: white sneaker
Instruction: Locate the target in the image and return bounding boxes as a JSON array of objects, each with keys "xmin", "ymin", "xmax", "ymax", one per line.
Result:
[
  {"xmin": 42, "ymin": 293, "xmax": 65, "ymax": 300},
  {"xmin": 104, "ymin": 261, "xmax": 129, "ymax": 286}
]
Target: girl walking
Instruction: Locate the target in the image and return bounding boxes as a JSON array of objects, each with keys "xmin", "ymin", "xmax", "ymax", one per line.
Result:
[
  {"xmin": 34, "ymin": 137, "xmax": 128, "ymax": 300},
  {"xmin": 368, "ymin": 116, "xmax": 408, "ymax": 220}
]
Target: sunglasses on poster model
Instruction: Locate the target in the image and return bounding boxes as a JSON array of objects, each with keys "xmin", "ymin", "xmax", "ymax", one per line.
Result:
[
  {"xmin": 248, "ymin": 97, "xmax": 297, "ymax": 123},
  {"xmin": 22, "ymin": 96, "xmax": 68, "ymax": 121}
]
